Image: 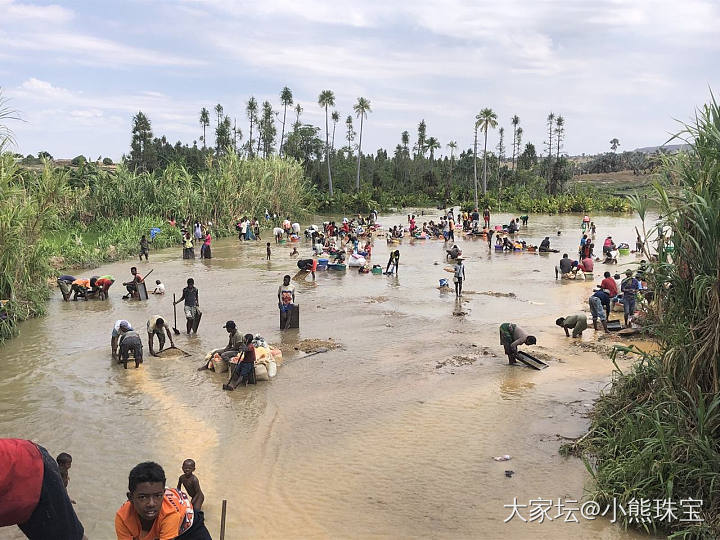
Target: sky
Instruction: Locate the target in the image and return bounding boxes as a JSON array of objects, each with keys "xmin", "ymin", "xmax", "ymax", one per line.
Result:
[{"xmin": 1, "ymin": 0, "xmax": 719, "ymax": 160}]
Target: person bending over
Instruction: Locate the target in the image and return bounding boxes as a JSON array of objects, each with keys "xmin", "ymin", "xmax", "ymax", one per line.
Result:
[{"xmin": 499, "ymin": 323, "xmax": 536, "ymax": 365}]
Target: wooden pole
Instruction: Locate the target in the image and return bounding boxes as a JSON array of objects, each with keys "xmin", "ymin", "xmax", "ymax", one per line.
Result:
[{"xmin": 220, "ymin": 499, "xmax": 227, "ymax": 540}]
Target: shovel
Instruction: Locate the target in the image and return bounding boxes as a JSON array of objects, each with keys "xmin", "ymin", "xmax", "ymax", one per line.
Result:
[{"xmin": 172, "ymin": 293, "xmax": 181, "ymax": 335}]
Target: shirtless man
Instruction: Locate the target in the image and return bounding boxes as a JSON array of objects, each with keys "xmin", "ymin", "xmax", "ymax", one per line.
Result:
[{"xmin": 176, "ymin": 459, "xmax": 204, "ymax": 510}]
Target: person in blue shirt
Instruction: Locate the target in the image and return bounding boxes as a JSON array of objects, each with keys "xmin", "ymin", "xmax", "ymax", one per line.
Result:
[
  {"xmin": 589, "ymin": 289, "xmax": 610, "ymax": 332},
  {"xmin": 621, "ymin": 269, "xmax": 640, "ymax": 328}
]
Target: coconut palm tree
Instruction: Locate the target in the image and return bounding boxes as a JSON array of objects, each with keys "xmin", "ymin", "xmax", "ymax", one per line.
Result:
[
  {"xmin": 199, "ymin": 108, "xmax": 210, "ymax": 149},
  {"xmin": 473, "ymin": 117, "xmax": 480, "ymax": 208},
  {"xmin": 345, "ymin": 115, "xmax": 355, "ymax": 153},
  {"xmin": 318, "ymin": 90, "xmax": 336, "ymax": 196},
  {"xmin": 246, "ymin": 97, "xmax": 258, "ymax": 157},
  {"xmin": 447, "ymin": 140, "xmax": 457, "ymax": 206},
  {"xmin": 279, "ymin": 87, "xmax": 293, "ymax": 156},
  {"xmin": 476, "ymin": 108, "xmax": 498, "ymax": 195},
  {"xmin": 293, "ymin": 103, "xmax": 302, "ymax": 133},
  {"xmin": 331, "ymin": 110, "xmax": 339, "ymax": 151},
  {"xmin": 555, "ymin": 115, "xmax": 565, "ymax": 159},
  {"xmin": 511, "ymin": 115, "xmax": 520, "ymax": 170},
  {"xmin": 353, "ymin": 97, "xmax": 371, "ymax": 191},
  {"xmin": 214, "ymin": 104, "xmax": 223, "ymax": 128},
  {"xmin": 426, "ymin": 137, "xmax": 440, "ymax": 161}
]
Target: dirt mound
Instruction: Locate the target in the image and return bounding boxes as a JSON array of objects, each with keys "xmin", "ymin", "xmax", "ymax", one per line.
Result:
[
  {"xmin": 296, "ymin": 338, "xmax": 341, "ymax": 353},
  {"xmin": 478, "ymin": 291, "xmax": 517, "ymax": 298},
  {"xmin": 155, "ymin": 347, "xmax": 190, "ymax": 358}
]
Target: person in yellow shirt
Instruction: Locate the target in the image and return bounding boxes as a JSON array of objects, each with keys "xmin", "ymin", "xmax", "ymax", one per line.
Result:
[{"xmin": 115, "ymin": 462, "xmax": 210, "ymax": 540}]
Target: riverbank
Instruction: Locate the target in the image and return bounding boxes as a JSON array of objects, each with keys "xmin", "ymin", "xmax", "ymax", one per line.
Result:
[
  {"xmin": 0, "ymin": 211, "xmax": 653, "ymax": 539},
  {"xmin": 0, "ymin": 154, "xmax": 311, "ymax": 342}
]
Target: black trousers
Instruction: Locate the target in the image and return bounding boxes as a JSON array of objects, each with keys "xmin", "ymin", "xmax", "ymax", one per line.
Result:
[{"xmin": 19, "ymin": 444, "xmax": 84, "ymax": 540}]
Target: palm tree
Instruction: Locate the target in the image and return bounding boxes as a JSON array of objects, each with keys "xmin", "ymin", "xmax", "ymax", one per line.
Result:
[
  {"xmin": 353, "ymin": 97, "xmax": 371, "ymax": 191},
  {"xmin": 331, "ymin": 110, "xmax": 339, "ymax": 151},
  {"xmin": 426, "ymin": 137, "xmax": 440, "ymax": 161},
  {"xmin": 318, "ymin": 90, "xmax": 336, "ymax": 196},
  {"xmin": 447, "ymin": 140, "xmax": 457, "ymax": 207},
  {"xmin": 476, "ymin": 108, "xmax": 498, "ymax": 195},
  {"xmin": 214, "ymin": 104, "xmax": 223, "ymax": 128},
  {"xmin": 546, "ymin": 112, "xmax": 555, "ymax": 190},
  {"xmin": 610, "ymin": 138, "xmax": 620, "ymax": 152},
  {"xmin": 246, "ymin": 97, "xmax": 258, "ymax": 157},
  {"xmin": 199, "ymin": 108, "xmax": 210, "ymax": 149},
  {"xmin": 279, "ymin": 87, "xmax": 293, "ymax": 156},
  {"xmin": 473, "ymin": 117, "xmax": 480, "ymax": 209},
  {"xmin": 345, "ymin": 115, "xmax": 355, "ymax": 153},
  {"xmin": 294, "ymin": 103, "xmax": 302, "ymax": 129},
  {"xmin": 555, "ymin": 115, "xmax": 565, "ymax": 159},
  {"xmin": 511, "ymin": 115, "xmax": 520, "ymax": 170}
]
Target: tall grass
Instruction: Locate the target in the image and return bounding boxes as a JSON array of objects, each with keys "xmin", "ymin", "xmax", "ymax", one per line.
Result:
[
  {"xmin": 0, "ymin": 153, "xmax": 312, "ymax": 342},
  {"xmin": 568, "ymin": 94, "xmax": 720, "ymax": 538}
]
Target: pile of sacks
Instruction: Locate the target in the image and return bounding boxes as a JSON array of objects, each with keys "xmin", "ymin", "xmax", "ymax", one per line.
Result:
[{"xmin": 204, "ymin": 335, "xmax": 283, "ymax": 381}]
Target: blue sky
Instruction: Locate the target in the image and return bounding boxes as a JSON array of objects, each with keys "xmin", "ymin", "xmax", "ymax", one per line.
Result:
[{"xmin": 1, "ymin": 0, "xmax": 719, "ymax": 160}]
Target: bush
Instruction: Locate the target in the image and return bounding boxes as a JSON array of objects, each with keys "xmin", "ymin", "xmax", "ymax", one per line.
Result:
[
  {"xmin": 71, "ymin": 155, "xmax": 87, "ymax": 166},
  {"xmin": 102, "ymin": 157, "xmax": 113, "ymax": 165}
]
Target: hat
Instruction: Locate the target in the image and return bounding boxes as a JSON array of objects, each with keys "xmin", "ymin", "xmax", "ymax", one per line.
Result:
[
  {"xmin": 624, "ymin": 269, "xmax": 633, "ymax": 276},
  {"xmin": 223, "ymin": 320, "xmax": 236, "ymax": 329},
  {"xmin": 119, "ymin": 321, "xmax": 131, "ymax": 330}
]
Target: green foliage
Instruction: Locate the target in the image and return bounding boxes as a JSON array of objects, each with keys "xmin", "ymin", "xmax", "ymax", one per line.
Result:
[
  {"xmin": 102, "ymin": 157, "xmax": 113, "ymax": 165},
  {"xmin": 571, "ymin": 93, "xmax": 720, "ymax": 538},
  {"xmin": 0, "ymin": 153, "xmax": 313, "ymax": 343}
]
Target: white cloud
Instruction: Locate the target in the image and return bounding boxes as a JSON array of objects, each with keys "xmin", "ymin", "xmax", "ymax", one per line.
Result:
[{"xmin": 0, "ymin": 0, "xmax": 74, "ymax": 23}]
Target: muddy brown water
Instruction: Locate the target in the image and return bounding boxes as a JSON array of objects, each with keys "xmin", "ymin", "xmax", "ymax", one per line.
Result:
[{"xmin": 0, "ymin": 211, "xmax": 659, "ymax": 539}]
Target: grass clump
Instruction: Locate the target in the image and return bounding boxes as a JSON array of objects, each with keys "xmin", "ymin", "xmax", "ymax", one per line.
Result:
[{"xmin": 567, "ymin": 94, "xmax": 720, "ymax": 538}]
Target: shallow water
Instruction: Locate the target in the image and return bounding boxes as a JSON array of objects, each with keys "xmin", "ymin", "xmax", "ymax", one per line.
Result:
[{"xmin": 0, "ymin": 211, "xmax": 658, "ymax": 539}]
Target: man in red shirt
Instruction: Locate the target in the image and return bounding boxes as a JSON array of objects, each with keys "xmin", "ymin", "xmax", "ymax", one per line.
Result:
[
  {"xmin": 223, "ymin": 333, "xmax": 256, "ymax": 390},
  {"xmin": 0, "ymin": 438, "xmax": 85, "ymax": 539},
  {"xmin": 600, "ymin": 271, "xmax": 618, "ymax": 297}
]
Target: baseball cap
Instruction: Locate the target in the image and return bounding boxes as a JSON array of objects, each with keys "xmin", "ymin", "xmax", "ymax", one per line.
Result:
[{"xmin": 223, "ymin": 320, "xmax": 236, "ymax": 329}]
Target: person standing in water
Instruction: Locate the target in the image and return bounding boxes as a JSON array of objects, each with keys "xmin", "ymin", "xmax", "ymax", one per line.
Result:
[
  {"xmin": 174, "ymin": 278, "xmax": 200, "ymax": 334},
  {"xmin": 139, "ymin": 235, "xmax": 149, "ymax": 261},
  {"xmin": 385, "ymin": 250, "xmax": 400, "ymax": 275},
  {"xmin": 453, "ymin": 257, "xmax": 466, "ymax": 297},
  {"xmin": 483, "ymin": 206, "xmax": 491, "ymax": 228},
  {"xmin": 176, "ymin": 459, "xmax": 204, "ymax": 511}
]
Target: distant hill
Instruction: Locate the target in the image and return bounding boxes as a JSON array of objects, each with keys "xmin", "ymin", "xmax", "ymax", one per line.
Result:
[{"xmin": 632, "ymin": 143, "xmax": 691, "ymax": 154}]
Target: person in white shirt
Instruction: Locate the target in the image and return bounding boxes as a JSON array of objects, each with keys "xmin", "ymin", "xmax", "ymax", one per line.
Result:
[{"xmin": 152, "ymin": 280, "xmax": 165, "ymax": 295}]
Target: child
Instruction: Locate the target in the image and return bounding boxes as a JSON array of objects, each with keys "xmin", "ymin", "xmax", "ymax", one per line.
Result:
[
  {"xmin": 152, "ymin": 279, "xmax": 165, "ymax": 295},
  {"xmin": 56, "ymin": 452, "xmax": 72, "ymax": 489},
  {"xmin": 56, "ymin": 452, "xmax": 76, "ymax": 504},
  {"xmin": 289, "ymin": 247, "xmax": 298, "ymax": 257},
  {"xmin": 176, "ymin": 459, "xmax": 204, "ymax": 510},
  {"xmin": 115, "ymin": 461, "xmax": 211, "ymax": 539},
  {"xmin": 266, "ymin": 242, "xmax": 272, "ymax": 261}
]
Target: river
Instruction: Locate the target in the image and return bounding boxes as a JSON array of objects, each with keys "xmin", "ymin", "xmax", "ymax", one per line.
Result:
[{"xmin": 0, "ymin": 211, "xmax": 657, "ymax": 539}]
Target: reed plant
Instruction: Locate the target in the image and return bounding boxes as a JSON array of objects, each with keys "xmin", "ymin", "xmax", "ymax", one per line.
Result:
[
  {"xmin": 0, "ymin": 154, "xmax": 311, "ymax": 341},
  {"xmin": 568, "ymin": 95, "xmax": 720, "ymax": 538}
]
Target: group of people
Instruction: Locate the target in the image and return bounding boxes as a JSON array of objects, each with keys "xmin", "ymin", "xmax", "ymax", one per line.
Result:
[
  {"xmin": 58, "ymin": 274, "xmax": 115, "ymax": 301},
  {"xmin": 181, "ymin": 223, "xmax": 212, "ymax": 260},
  {"xmin": 556, "ymin": 268, "xmax": 643, "ymax": 337},
  {"xmin": 110, "ymin": 277, "xmax": 200, "ymax": 368}
]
